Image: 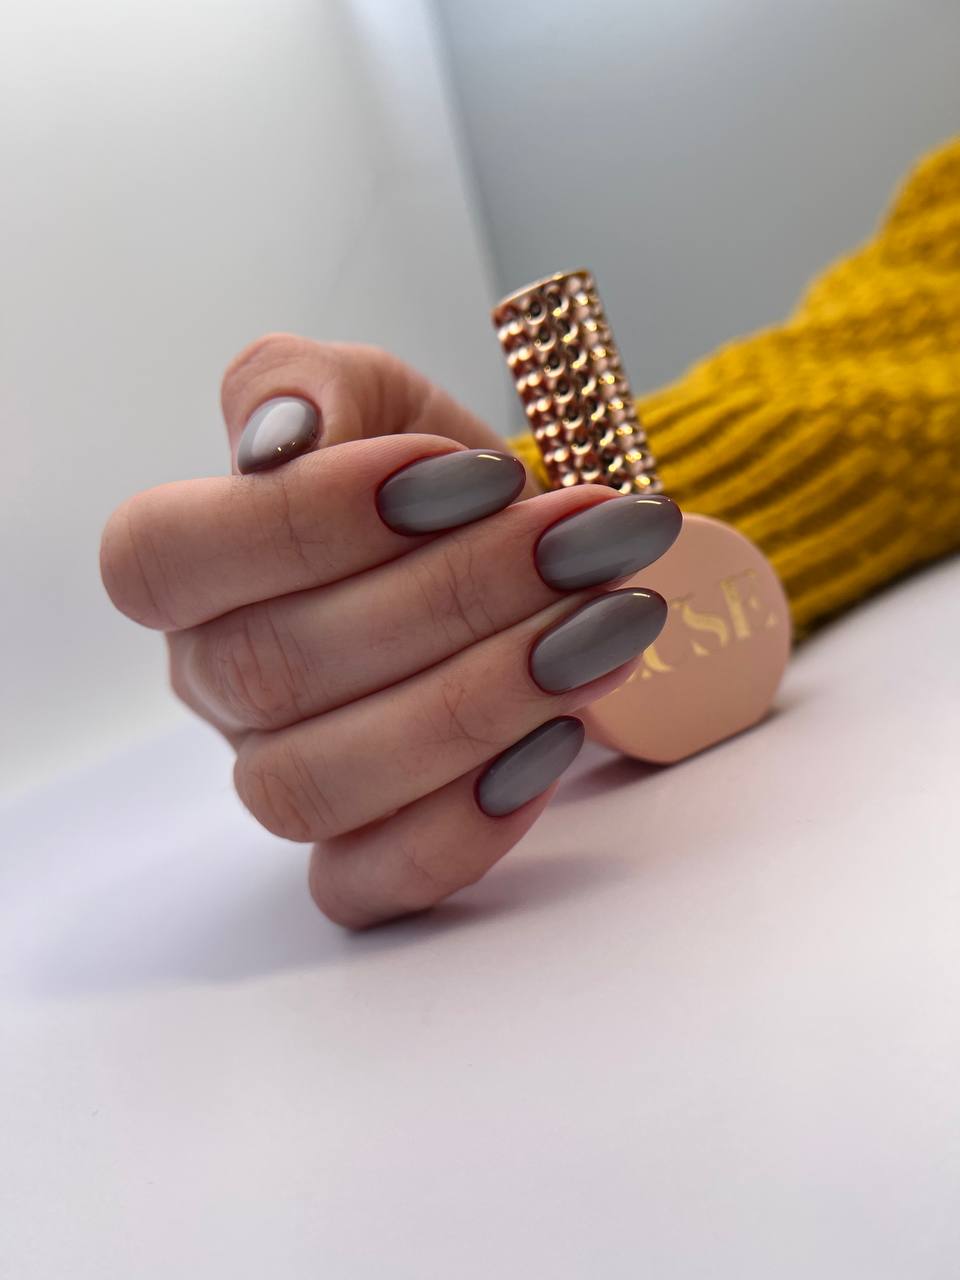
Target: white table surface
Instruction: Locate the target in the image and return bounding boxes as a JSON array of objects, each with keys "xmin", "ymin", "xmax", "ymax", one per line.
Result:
[{"xmin": 3, "ymin": 557, "xmax": 959, "ymax": 1279}]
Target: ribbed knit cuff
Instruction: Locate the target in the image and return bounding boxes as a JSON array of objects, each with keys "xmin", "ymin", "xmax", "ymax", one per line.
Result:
[{"xmin": 512, "ymin": 137, "xmax": 960, "ymax": 636}]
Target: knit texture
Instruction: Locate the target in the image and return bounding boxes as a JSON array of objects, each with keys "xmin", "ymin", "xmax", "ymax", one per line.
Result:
[{"xmin": 510, "ymin": 138, "xmax": 960, "ymax": 635}]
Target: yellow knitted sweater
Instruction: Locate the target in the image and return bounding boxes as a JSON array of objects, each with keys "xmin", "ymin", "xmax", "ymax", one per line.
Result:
[{"xmin": 511, "ymin": 138, "xmax": 960, "ymax": 635}]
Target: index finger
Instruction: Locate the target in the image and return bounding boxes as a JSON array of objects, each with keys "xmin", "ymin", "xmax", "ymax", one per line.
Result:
[{"xmin": 100, "ymin": 435, "xmax": 525, "ymax": 631}]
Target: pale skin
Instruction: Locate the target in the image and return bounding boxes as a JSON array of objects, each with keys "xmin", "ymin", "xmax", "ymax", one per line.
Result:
[{"xmin": 101, "ymin": 334, "xmax": 665, "ymax": 928}]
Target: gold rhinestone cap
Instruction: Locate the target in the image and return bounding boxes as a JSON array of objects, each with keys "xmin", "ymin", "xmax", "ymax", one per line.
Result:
[{"xmin": 491, "ymin": 269, "xmax": 660, "ymax": 495}]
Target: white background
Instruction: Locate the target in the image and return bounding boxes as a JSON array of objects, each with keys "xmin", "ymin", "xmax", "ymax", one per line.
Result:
[{"xmin": 0, "ymin": 0, "xmax": 505, "ymax": 797}]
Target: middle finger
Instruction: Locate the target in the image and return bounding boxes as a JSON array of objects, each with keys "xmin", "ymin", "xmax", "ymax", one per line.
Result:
[{"xmin": 233, "ymin": 585, "xmax": 668, "ymax": 844}]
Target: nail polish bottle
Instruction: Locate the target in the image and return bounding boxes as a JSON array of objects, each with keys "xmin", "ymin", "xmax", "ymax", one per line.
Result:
[{"xmin": 492, "ymin": 270, "xmax": 790, "ymax": 764}]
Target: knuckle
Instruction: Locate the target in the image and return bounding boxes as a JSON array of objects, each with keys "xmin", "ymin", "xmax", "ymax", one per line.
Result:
[
  {"xmin": 344, "ymin": 340, "xmax": 391, "ymax": 367},
  {"xmin": 310, "ymin": 831, "xmax": 461, "ymax": 930},
  {"xmin": 308, "ymin": 855, "xmax": 371, "ymax": 930},
  {"xmin": 427, "ymin": 671, "xmax": 502, "ymax": 756},
  {"xmin": 409, "ymin": 535, "xmax": 497, "ymax": 651},
  {"xmin": 100, "ymin": 492, "xmax": 180, "ymax": 630},
  {"xmin": 192, "ymin": 606, "xmax": 308, "ymax": 731},
  {"xmin": 235, "ymin": 737, "xmax": 343, "ymax": 843},
  {"xmin": 234, "ymin": 749, "xmax": 313, "ymax": 843},
  {"xmin": 251, "ymin": 467, "xmax": 326, "ymax": 578},
  {"xmin": 395, "ymin": 834, "xmax": 463, "ymax": 908}
]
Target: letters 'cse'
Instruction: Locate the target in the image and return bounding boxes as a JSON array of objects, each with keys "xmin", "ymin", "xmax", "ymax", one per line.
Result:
[{"xmin": 635, "ymin": 569, "xmax": 781, "ymax": 680}]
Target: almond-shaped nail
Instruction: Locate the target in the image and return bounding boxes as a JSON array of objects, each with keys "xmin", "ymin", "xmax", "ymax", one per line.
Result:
[
  {"xmin": 476, "ymin": 717, "xmax": 585, "ymax": 817},
  {"xmin": 237, "ymin": 396, "xmax": 320, "ymax": 474},
  {"xmin": 536, "ymin": 495, "xmax": 681, "ymax": 590},
  {"xmin": 376, "ymin": 450, "xmax": 526, "ymax": 535},
  {"xmin": 530, "ymin": 589, "xmax": 667, "ymax": 693}
]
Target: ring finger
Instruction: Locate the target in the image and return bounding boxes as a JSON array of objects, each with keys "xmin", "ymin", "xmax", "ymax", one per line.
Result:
[{"xmin": 234, "ymin": 587, "xmax": 667, "ymax": 843}]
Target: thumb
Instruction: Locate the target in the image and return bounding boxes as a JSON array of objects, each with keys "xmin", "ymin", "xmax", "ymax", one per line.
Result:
[{"xmin": 220, "ymin": 333, "xmax": 528, "ymax": 482}]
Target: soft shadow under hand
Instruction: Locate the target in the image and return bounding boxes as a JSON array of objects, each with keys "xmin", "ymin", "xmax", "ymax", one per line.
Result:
[
  {"xmin": 23, "ymin": 735, "xmax": 665, "ymax": 999},
  {"xmin": 551, "ymin": 753, "xmax": 663, "ymax": 804},
  {"xmin": 30, "ymin": 837, "xmax": 639, "ymax": 998}
]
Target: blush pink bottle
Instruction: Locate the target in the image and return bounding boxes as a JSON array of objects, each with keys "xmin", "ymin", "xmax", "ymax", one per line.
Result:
[{"xmin": 493, "ymin": 270, "xmax": 790, "ymax": 763}]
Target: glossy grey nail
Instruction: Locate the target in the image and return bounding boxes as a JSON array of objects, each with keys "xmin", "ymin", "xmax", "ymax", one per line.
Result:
[
  {"xmin": 476, "ymin": 717, "xmax": 585, "ymax": 817},
  {"xmin": 530, "ymin": 589, "xmax": 667, "ymax": 693},
  {"xmin": 377, "ymin": 449, "xmax": 526, "ymax": 535},
  {"xmin": 237, "ymin": 396, "xmax": 320, "ymax": 474},
  {"xmin": 536, "ymin": 495, "xmax": 682, "ymax": 590}
]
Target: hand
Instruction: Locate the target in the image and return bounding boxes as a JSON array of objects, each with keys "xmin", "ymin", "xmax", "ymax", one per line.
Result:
[{"xmin": 101, "ymin": 335, "xmax": 681, "ymax": 927}]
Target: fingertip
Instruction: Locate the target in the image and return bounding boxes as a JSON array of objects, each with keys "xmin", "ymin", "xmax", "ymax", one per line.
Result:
[{"xmin": 220, "ymin": 332, "xmax": 309, "ymax": 424}]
